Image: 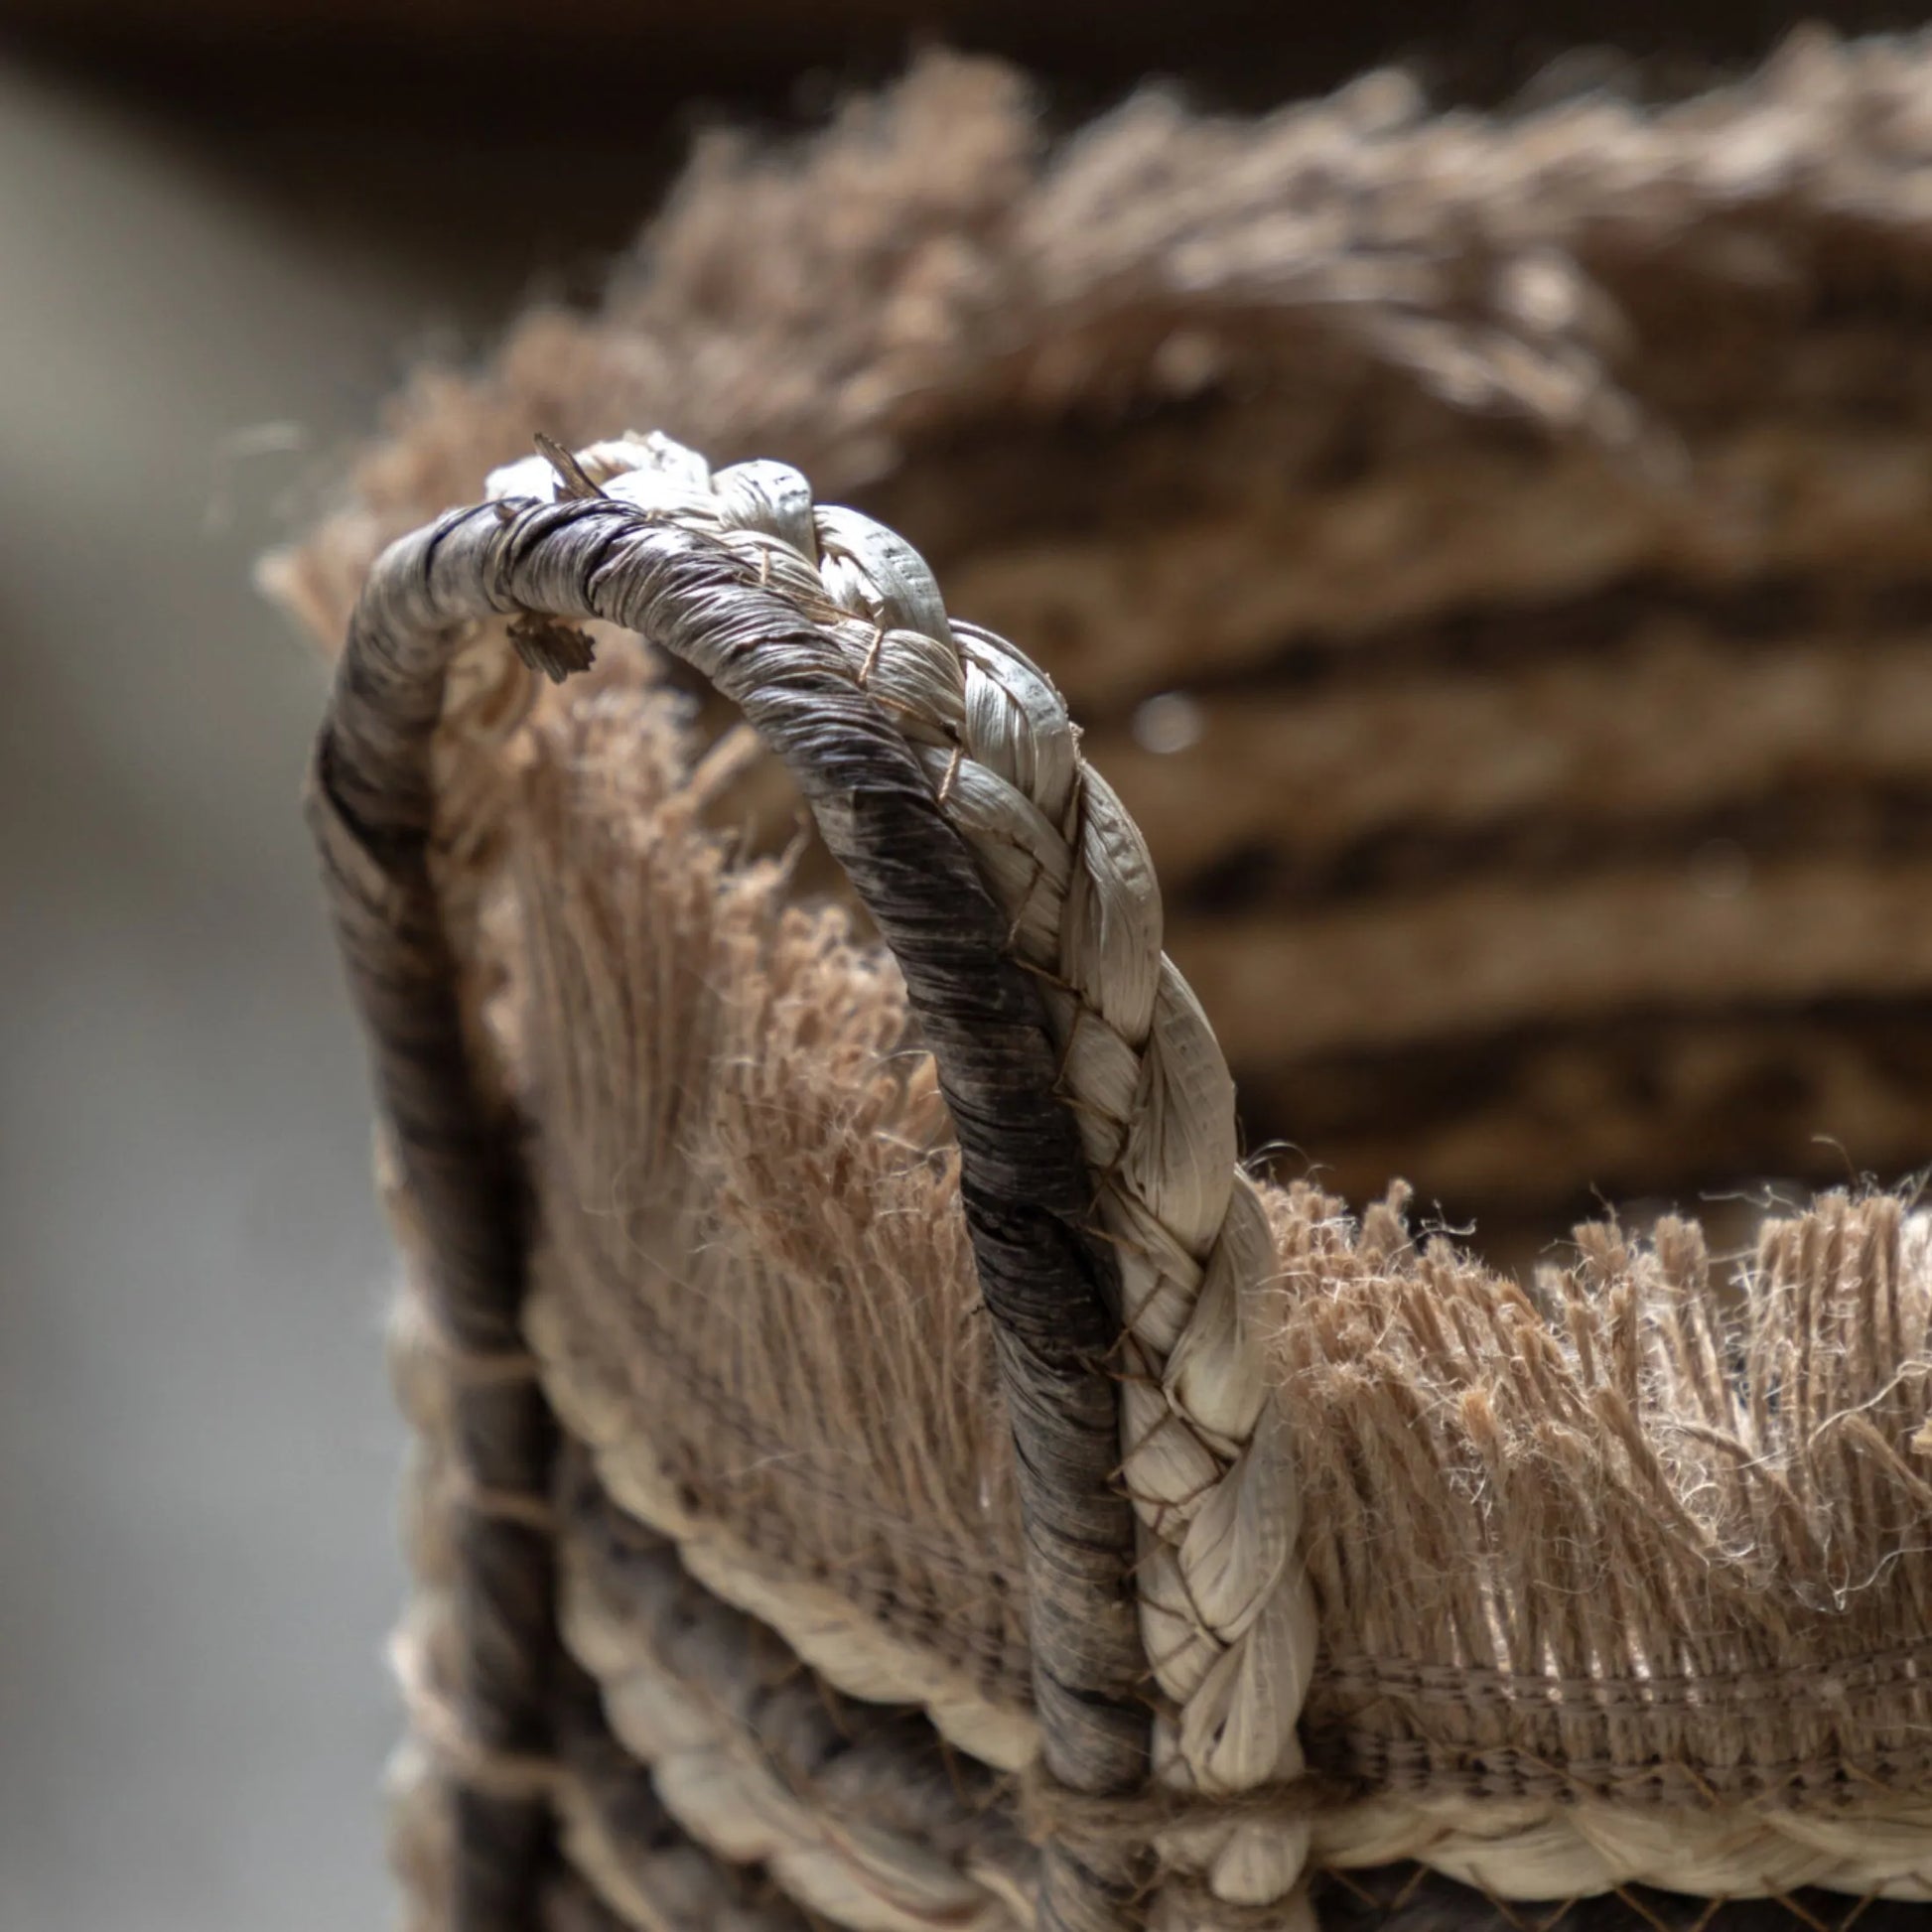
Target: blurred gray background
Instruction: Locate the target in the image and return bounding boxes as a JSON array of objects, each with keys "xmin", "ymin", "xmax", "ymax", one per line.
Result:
[
  {"xmin": 0, "ymin": 7, "xmax": 1905, "ymax": 1929},
  {"xmin": 0, "ymin": 50, "xmax": 655, "ymax": 1932},
  {"xmin": 0, "ymin": 65, "xmax": 424, "ymax": 1932}
]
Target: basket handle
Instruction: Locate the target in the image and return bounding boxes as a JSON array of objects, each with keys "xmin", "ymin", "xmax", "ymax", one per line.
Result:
[{"xmin": 309, "ymin": 435, "xmax": 1314, "ymax": 1932}]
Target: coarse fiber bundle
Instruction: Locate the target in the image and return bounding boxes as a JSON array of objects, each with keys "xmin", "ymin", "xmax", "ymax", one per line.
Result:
[{"xmin": 283, "ymin": 36, "xmax": 1932, "ymax": 1932}]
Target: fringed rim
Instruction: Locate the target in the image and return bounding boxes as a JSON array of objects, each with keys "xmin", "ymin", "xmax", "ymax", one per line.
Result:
[{"xmin": 313, "ymin": 432, "xmax": 1932, "ymax": 1932}]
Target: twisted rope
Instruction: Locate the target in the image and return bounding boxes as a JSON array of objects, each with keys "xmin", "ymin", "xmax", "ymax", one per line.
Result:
[
  {"xmin": 310, "ymin": 650, "xmax": 556, "ymax": 1932},
  {"xmin": 485, "ymin": 432, "xmax": 1322, "ymax": 1929}
]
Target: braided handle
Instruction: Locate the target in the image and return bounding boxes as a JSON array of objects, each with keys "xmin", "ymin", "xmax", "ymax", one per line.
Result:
[{"xmin": 310, "ymin": 430, "xmax": 1315, "ymax": 1932}]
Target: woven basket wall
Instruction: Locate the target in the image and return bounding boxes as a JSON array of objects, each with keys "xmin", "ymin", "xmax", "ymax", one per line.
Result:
[{"xmin": 281, "ymin": 35, "xmax": 1932, "ymax": 1932}]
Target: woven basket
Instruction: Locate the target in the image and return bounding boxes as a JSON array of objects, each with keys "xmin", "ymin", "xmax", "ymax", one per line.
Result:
[{"xmin": 285, "ymin": 37, "xmax": 1932, "ymax": 1932}]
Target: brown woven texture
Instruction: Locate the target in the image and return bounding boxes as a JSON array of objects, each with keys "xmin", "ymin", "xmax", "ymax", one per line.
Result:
[{"xmin": 280, "ymin": 32, "xmax": 1932, "ymax": 1932}]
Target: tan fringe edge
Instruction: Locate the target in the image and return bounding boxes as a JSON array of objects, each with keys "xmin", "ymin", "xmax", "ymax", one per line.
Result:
[{"xmin": 492, "ymin": 695, "xmax": 1043, "ymax": 1772}]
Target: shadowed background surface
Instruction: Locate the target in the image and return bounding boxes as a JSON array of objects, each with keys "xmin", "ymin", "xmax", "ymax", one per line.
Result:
[
  {"xmin": 0, "ymin": 51, "xmax": 655, "ymax": 1932},
  {"xmin": 0, "ymin": 6, "xmax": 1918, "ymax": 1929}
]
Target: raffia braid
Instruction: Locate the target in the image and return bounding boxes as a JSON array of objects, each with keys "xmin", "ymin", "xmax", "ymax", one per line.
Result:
[{"xmin": 484, "ymin": 432, "xmax": 1320, "ymax": 1928}]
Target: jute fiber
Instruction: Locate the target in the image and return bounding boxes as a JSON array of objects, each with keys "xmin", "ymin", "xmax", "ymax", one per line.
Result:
[{"xmin": 306, "ymin": 429, "xmax": 1932, "ymax": 1932}]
